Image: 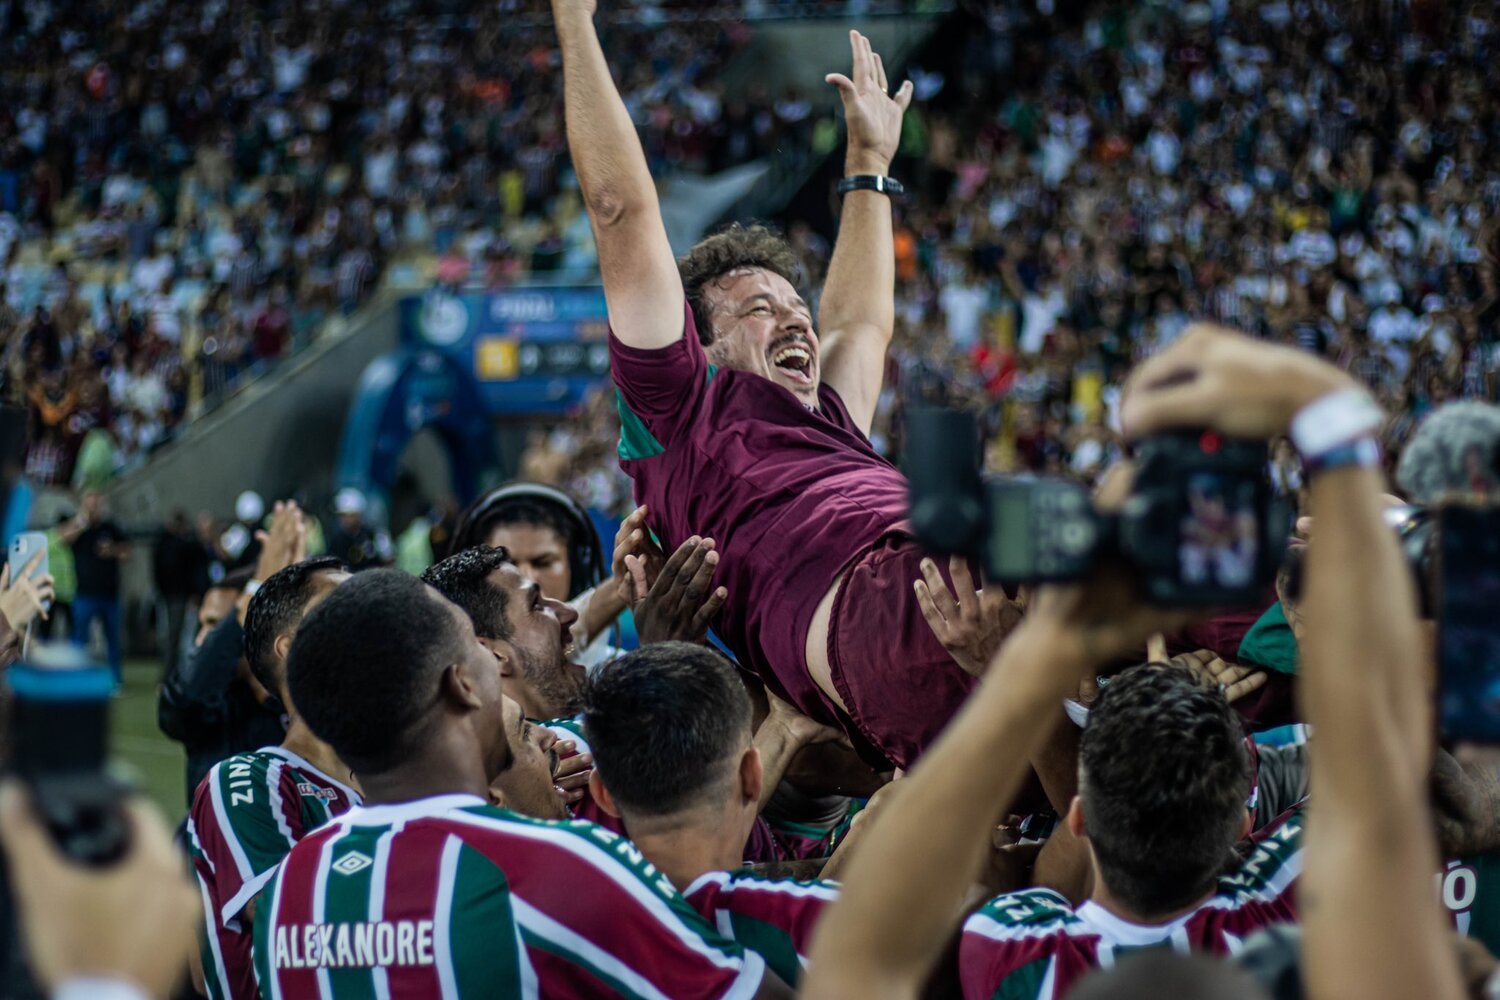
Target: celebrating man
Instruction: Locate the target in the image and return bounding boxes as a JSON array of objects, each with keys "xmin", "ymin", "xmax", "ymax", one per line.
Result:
[{"xmin": 555, "ymin": 2, "xmax": 997, "ymax": 770}]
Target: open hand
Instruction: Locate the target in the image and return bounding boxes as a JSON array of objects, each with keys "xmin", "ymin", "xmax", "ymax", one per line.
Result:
[
  {"xmin": 914, "ymin": 556, "xmax": 1023, "ymax": 677},
  {"xmin": 606, "ymin": 505, "xmax": 663, "ymax": 608},
  {"xmin": 627, "ymin": 536, "xmax": 728, "ymax": 645},
  {"xmin": 825, "ymin": 30, "xmax": 913, "ymax": 175},
  {"xmin": 1168, "ymin": 649, "xmax": 1268, "ymax": 704},
  {"xmin": 0, "ymin": 554, "xmax": 54, "ymax": 630}
]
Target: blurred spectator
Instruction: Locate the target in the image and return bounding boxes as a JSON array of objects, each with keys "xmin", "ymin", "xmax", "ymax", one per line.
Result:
[
  {"xmin": 152, "ymin": 508, "xmax": 208, "ymax": 679},
  {"xmin": 62, "ymin": 490, "xmax": 131, "ymax": 685},
  {"xmin": 325, "ymin": 487, "xmax": 392, "ymax": 571}
]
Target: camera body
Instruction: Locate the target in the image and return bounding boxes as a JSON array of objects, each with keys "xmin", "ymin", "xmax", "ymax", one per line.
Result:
[
  {"xmin": 907, "ymin": 408, "xmax": 1291, "ymax": 606},
  {"xmin": 8, "ymin": 643, "xmax": 127, "ymax": 865}
]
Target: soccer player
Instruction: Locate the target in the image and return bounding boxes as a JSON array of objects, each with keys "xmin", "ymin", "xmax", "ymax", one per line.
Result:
[
  {"xmin": 553, "ymin": 0, "xmax": 994, "ymax": 772},
  {"xmin": 583, "ymin": 641, "xmax": 841, "ymax": 986},
  {"xmin": 188, "ymin": 557, "xmax": 356, "ymax": 1000},
  {"xmin": 958, "ymin": 665, "xmax": 1300, "ymax": 999},
  {"xmin": 256, "ymin": 569, "xmax": 789, "ymax": 997},
  {"xmin": 421, "ymin": 545, "xmax": 584, "ymax": 724}
]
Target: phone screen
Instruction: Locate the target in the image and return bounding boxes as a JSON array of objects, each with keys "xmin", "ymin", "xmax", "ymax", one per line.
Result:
[{"xmin": 1438, "ymin": 505, "xmax": 1500, "ymax": 743}]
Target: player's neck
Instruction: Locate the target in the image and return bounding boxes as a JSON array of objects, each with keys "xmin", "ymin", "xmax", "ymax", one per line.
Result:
[
  {"xmin": 626, "ymin": 815, "xmax": 745, "ymax": 894},
  {"xmin": 1088, "ymin": 876, "xmax": 1216, "ymax": 929},
  {"xmin": 356, "ymin": 727, "xmax": 494, "ymax": 807},
  {"xmin": 280, "ymin": 717, "xmax": 355, "ymax": 790}
]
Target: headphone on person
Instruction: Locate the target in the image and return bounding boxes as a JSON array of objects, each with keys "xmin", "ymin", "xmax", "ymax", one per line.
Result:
[{"xmin": 448, "ymin": 482, "xmax": 607, "ymax": 601}]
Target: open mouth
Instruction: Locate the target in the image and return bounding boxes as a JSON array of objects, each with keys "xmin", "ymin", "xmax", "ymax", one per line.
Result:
[{"xmin": 771, "ymin": 340, "xmax": 815, "ymax": 385}]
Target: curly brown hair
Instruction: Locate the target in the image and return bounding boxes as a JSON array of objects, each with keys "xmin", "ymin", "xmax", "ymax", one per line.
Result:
[{"xmin": 677, "ymin": 223, "xmax": 802, "ymax": 346}]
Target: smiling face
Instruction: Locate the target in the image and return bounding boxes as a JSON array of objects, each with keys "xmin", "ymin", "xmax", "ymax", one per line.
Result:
[
  {"xmin": 483, "ymin": 564, "xmax": 584, "ymax": 720},
  {"xmin": 701, "ymin": 268, "xmax": 820, "ymax": 407}
]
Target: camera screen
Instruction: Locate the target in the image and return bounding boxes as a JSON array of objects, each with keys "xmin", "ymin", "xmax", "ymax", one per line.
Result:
[
  {"xmin": 1178, "ymin": 473, "xmax": 1260, "ymax": 590},
  {"xmin": 1439, "ymin": 507, "xmax": 1500, "ymax": 742}
]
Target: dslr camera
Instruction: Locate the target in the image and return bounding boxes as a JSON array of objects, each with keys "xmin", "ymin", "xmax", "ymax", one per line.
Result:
[{"xmin": 905, "ymin": 408, "xmax": 1292, "ymax": 606}]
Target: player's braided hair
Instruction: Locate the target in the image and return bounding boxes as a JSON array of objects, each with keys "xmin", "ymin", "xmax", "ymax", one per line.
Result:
[
  {"xmin": 1079, "ymin": 664, "xmax": 1251, "ymax": 916},
  {"xmin": 678, "ymin": 223, "xmax": 802, "ymax": 347}
]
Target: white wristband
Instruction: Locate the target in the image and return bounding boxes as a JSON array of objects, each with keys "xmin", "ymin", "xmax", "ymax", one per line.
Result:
[
  {"xmin": 1289, "ymin": 388, "xmax": 1384, "ymax": 460},
  {"xmin": 55, "ymin": 977, "xmax": 150, "ymax": 1000}
]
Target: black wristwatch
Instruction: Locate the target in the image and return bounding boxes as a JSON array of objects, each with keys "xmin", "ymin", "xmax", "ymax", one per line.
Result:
[{"xmin": 837, "ymin": 174, "xmax": 906, "ymax": 200}]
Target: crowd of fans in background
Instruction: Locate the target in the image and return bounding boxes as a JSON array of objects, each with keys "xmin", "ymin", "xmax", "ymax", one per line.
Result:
[
  {"xmin": 0, "ymin": 0, "xmax": 883, "ymax": 488},
  {"xmin": 6, "ymin": 0, "xmax": 1500, "ymax": 509}
]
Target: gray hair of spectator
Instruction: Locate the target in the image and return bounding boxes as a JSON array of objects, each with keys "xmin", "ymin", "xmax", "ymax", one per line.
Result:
[
  {"xmin": 677, "ymin": 223, "xmax": 802, "ymax": 347},
  {"xmin": 1396, "ymin": 401, "xmax": 1500, "ymax": 503}
]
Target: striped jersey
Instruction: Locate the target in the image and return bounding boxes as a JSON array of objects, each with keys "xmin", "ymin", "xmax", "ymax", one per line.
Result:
[
  {"xmin": 684, "ymin": 870, "xmax": 838, "ymax": 986},
  {"xmin": 252, "ymin": 793, "xmax": 768, "ymax": 999},
  {"xmin": 189, "ymin": 746, "xmax": 361, "ymax": 1000},
  {"xmin": 959, "ymin": 805, "xmax": 1304, "ymax": 1000}
]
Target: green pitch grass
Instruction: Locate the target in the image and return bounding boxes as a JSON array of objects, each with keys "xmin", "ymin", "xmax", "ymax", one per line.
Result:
[{"xmin": 110, "ymin": 657, "xmax": 188, "ymax": 823}]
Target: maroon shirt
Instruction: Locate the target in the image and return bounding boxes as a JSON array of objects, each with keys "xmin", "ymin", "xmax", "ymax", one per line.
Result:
[{"xmin": 610, "ymin": 302, "xmax": 908, "ymax": 717}]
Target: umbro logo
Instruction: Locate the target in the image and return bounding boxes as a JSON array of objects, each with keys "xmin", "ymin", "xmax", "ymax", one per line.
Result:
[{"xmin": 332, "ymin": 852, "xmax": 373, "ymax": 876}]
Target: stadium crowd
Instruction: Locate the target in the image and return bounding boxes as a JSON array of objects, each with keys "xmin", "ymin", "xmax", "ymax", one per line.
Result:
[
  {"xmin": 0, "ymin": 0, "xmax": 868, "ymax": 487},
  {"xmin": 2, "ymin": 2, "xmax": 1500, "ymax": 1000}
]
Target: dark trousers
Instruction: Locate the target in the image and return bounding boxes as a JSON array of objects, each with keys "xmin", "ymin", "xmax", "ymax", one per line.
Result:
[
  {"xmin": 72, "ymin": 593, "xmax": 122, "ymax": 684},
  {"xmin": 161, "ymin": 595, "xmax": 190, "ymax": 679}
]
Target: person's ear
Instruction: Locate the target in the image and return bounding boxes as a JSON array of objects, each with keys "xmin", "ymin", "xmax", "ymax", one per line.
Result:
[
  {"xmin": 1066, "ymin": 796, "xmax": 1087, "ymax": 839},
  {"xmin": 478, "ymin": 636, "xmax": 517, "ymax": 678},
  {"xmin": 589, "ymin": 771, "xmax": 622, "ymax": 819},
  {"xmin": 740, "ymin": 746, "xmax": 763, "ymax": 809},
  {"xmin": 1238, "ymin": 809, "xmax": 1253, "ymax": 842},
  {"xmin": 272, "ymin": 632, "xmax": 294, "ymax": 670},
  {"xmin": 440, "ymin": 661, "xmax": 485, "ymax": 712}
]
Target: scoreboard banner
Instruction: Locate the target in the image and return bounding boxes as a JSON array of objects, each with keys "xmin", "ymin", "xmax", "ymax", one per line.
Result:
[{"xmin": 400, "ymin": 288, "xmax": 612, "ymax": 415}]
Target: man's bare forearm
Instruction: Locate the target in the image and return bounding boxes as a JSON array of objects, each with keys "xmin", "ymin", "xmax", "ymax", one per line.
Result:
[
  {"xmin": 1300, "ymin": 466, "xmax": 1462, "ymax": 1000},
  {"xmin": 818, "ymin": 187, "xmax": 896, "ymax": 433},
  {"xmin": 804, "ymin": 625, "xmax": 1083, "ymax": 1000},
  {"xmin": 554, "ymin": 7, "xmax": 656, "ymax": 229},
  {"xmin": 553, "ymin": 2, "xmax": 682, "ymax": 344}
]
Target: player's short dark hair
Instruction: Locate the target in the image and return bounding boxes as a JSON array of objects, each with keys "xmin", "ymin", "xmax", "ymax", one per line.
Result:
[
  {"xmin": 242, "ymin": 557, "xmax": 348, "ymax": 694},
  {"xmin": 678, "ymin": 223, "xmax": 802, "ymax": 346},
  {"xmin": 421, "ymin": 546, "xmax": 513, "ymax": 642},
  {"xmin": 582, "ymin": 641, "xmax": 753, "ymax": 817},
  {"xmin": 1080, "ymin": 665, "xmax": 1250, "ymax": 915},
  {"xmin": 287, "ymin": 569, "xmax": 466, "ymax": 775}
]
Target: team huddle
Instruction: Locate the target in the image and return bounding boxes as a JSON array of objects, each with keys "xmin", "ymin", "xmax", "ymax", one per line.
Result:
[{"xmin": 171, "ymin": 2, "xmax": 1490, "ymax": 999}]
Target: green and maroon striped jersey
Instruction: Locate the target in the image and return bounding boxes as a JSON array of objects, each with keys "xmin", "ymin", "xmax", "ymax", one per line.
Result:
[
  {"xmin": 960, "ymin": 804, "xmax": 1304, "ymax": 1000},
  {"xmin": 252, "ymin": 793, "xmax": 767, "ymax": 999},
  {"xmin": 189, "ymin": 746, "xmax": 361, "ymax": 1000},
  {"xmin": 684, "ymin": 870, "xmax": 838, "ymax": 986}
]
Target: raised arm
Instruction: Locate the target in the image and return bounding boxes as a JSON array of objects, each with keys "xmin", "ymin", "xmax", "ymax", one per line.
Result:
[
  {"xmin": 1121, "ymin": 326, "xmax": 1463, "ymax": 1000},
  {"xmin": 804, "ymin": 569, "xmax": 1192, "ymax": 1000},
  {"xmin": 552, "ymin": 0, "xmax": 684, "ymax": 347},
  {"xmin": 818, "ymin": 31, "xmax": 913, "ymax": 434}
]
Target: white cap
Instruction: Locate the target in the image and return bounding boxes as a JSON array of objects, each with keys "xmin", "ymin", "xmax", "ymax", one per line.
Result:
[
  {"xmin": 235, "ymin": 490, "xmax": 265, "ymax": 524},
  {"xmin": 334, "ymin": 487, "xmax": 367, "ymax": 516}
]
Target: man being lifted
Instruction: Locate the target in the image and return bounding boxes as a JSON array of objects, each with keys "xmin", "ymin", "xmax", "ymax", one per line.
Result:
[{"xmin": 554, "ymin": 0, "xmax": 1002, "ymax": 770}]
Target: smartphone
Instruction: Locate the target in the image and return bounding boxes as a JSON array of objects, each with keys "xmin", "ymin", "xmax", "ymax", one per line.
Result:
[
  {"xmin": 1437, "ymin": 505, "xmax": 1500, "ymax": 743},
  {"xmin": 7, "ymin": 532, "xmax": 49, "ymax": 611}
]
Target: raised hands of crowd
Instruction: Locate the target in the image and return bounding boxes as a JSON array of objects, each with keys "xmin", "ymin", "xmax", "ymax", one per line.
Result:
[
  {"xmin": 0, "ymin": 551, "xmax": 55, "ymax": 633},
  {"xmin": 913, "ymin": 556, "xmax": 1023, "ymax": 677},
  {"xmin": 625, "ymin": 534, "xmax": 728, "ymax": 646}
]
